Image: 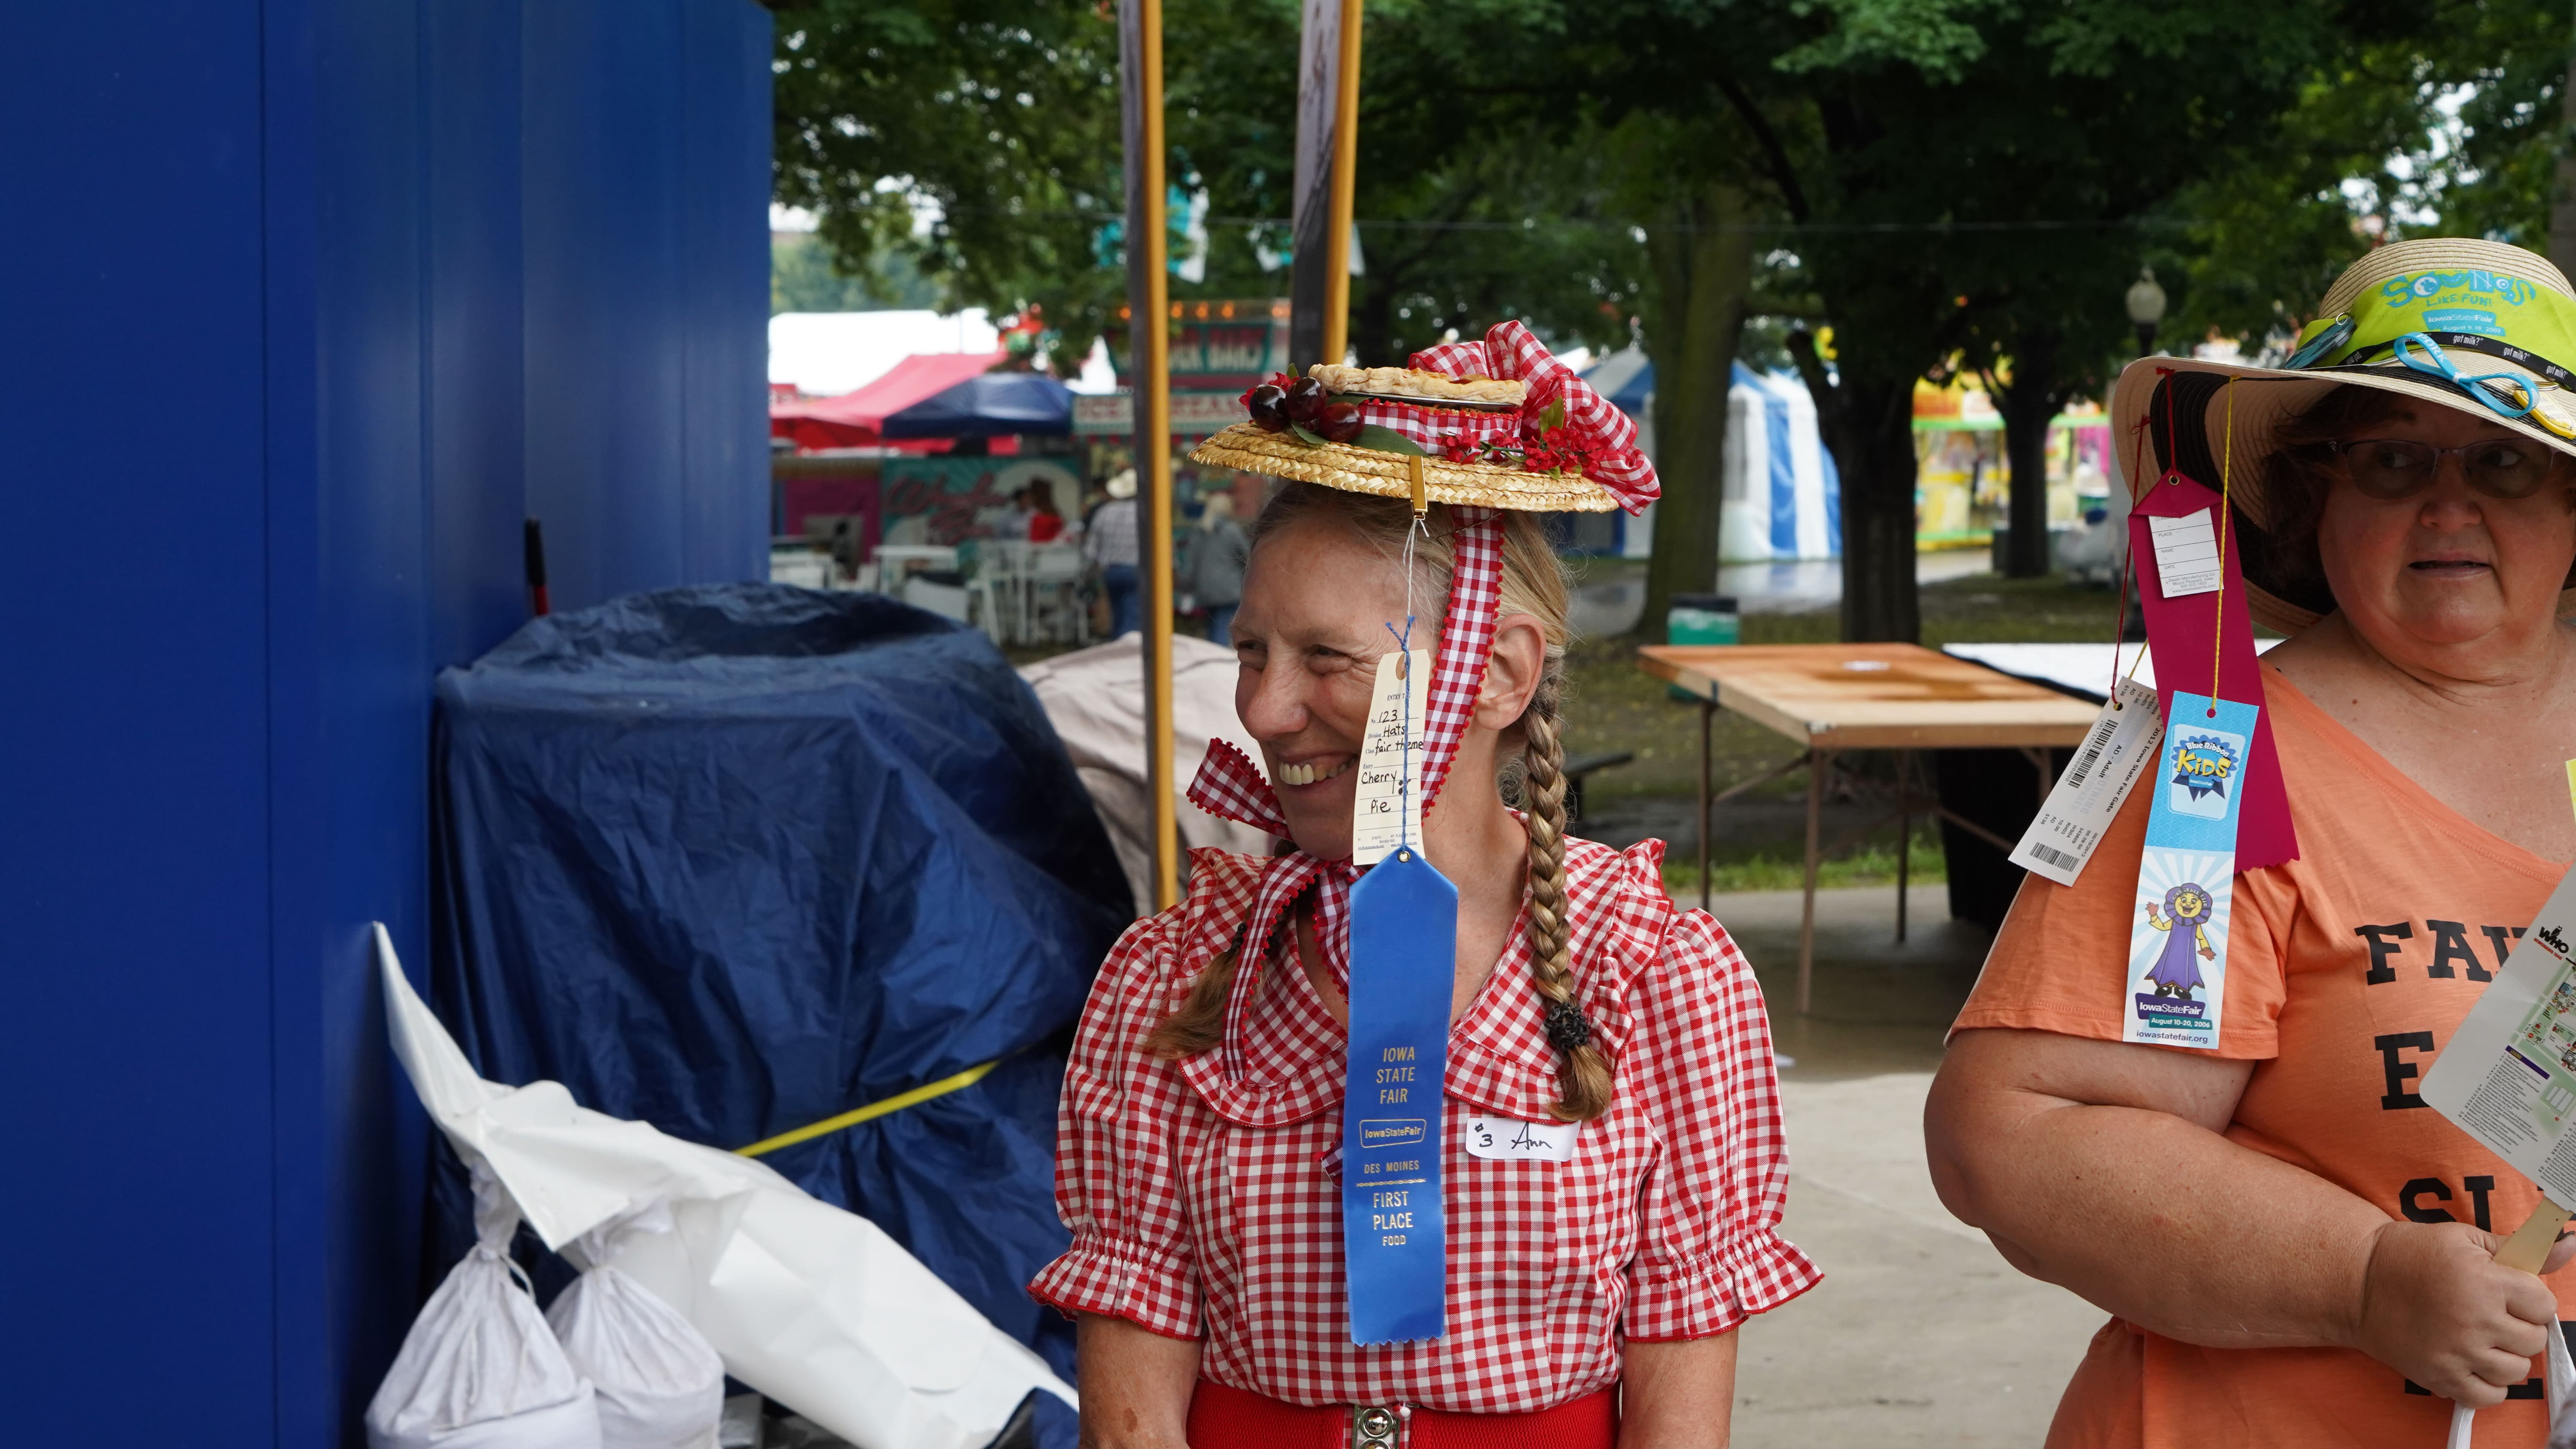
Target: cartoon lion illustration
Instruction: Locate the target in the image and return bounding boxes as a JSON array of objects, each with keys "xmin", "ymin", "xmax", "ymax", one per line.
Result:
[{"xmin": 2140, "ymin": 883, "xmax": 2218, "ymax": 998}]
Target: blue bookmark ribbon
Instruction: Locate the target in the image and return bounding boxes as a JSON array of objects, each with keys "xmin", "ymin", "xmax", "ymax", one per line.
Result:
[{"xmin": 2123, "ymin": 691, "xmax": 2257, "ymax": 1052}]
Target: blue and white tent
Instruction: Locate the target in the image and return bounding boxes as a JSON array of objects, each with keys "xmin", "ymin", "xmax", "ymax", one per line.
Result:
[
  {"xmin": 1578, "ymin": 349, "xmax": 1841, "ymax": 561},
  {"xmin": 1722, "ymin": 362, "xmax": 1840, "ymax": 561}
]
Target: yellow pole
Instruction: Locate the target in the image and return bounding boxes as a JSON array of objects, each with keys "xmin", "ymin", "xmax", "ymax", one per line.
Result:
[
  {"xmin": 1139, "ymin": 0, "xmax": 1180, "ymax": 912},
  {"xmin": 1319, "ymin": 0, "xmax": 1362, "ymax": 366}
]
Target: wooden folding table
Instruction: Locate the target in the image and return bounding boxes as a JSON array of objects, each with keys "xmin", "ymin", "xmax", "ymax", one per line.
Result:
[{"xmin": 1636, "ymin": 643, "xmax": 2104, "ymax": 1012}]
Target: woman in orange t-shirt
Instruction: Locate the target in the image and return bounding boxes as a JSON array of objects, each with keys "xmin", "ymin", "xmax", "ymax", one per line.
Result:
[{"xmin": 1929, "ymin": 237, "xmax": 2576, "ymax": 1447}]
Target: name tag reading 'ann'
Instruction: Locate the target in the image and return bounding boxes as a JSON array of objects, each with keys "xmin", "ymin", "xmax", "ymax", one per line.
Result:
[{"xmin": 1463, "ymin": 1113, "xmax": 1578, "ymax": 1162}]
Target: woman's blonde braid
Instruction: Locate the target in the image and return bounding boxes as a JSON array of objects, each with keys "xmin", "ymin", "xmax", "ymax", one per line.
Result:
[{"xmin": 1519, "ymin": 670, "xmax": 1613, "ymax": 1121}]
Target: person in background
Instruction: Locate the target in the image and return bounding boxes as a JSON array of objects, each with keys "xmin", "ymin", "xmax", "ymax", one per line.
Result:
[
  {"xmin": 1182, "ymin": 488, "xmax": 1249, "ymax": 644},
  {"xmin": 994, "ymin": 491, "xmax": 1036, "ymax": 540},
  {"xmin": 1029, "ymin": 487, "xmax": 1067, "ymax": 543},
  {"xmin": 1085, "ymin": 468, "xmax": 1142, "ymax": 637}
]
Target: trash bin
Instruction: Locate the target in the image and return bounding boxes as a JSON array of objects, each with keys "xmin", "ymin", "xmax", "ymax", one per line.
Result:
[{"xmin": 1665, "ymin": 592, "xmax": 1739, "ymax": 699}]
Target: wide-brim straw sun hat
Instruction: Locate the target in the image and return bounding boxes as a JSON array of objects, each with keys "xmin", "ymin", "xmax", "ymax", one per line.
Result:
[{"xmin": 2113, "ymin": 237, "xmax": 2576, "ymax": 633}]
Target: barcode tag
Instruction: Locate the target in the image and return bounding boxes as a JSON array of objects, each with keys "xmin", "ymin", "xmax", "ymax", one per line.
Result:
[
  {"xmin": 2148, "ymin": 510, "xmax": 2222, "ymax": 597},
  {"xmin": 2010, "ymin": 676, "xmax": 2165, "ymax": 886}
]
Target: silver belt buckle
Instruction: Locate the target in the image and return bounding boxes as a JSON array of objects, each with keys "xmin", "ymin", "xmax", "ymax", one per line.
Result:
[{"xmin": 1350, "ymin": 1402, "xmax": 1401, "ymax": 1449}]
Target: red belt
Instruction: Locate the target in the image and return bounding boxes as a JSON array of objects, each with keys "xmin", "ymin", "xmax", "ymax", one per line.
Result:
[{"xmin": 1184, "ymin": 1378, "xmax": 1618, "ymax": 1449}]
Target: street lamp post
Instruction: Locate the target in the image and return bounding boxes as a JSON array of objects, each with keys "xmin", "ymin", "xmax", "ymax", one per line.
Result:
[{"xmin": 2125, "ymin": 267, "xmax": 2168, "ymax": 359}]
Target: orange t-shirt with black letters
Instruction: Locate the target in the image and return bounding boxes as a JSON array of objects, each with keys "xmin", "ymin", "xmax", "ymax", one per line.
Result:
[{"xmin": 1957, "ymin": 665, "xmax": 2573, "ymax": 1448}]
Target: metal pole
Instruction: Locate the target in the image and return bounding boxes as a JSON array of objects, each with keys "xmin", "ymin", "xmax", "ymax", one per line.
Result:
[
  {"xmin": 1894, "ymin": 751, "xmax": 1910, "ymax": 944},
  {"xmin": 1697, "ymin": 697, "xmax": 1712, "ymax": 912},
  {"xmin": 1121, "ymin": 0, "xmax": 1179, "ymax": 911},
  {"xmin": 1319, "ymin": 0, "xmax": 1362, "ymax": 366},
  {"xmin": 1799, "ymin": 749, "xmax": 1825, "ymax": 1015}
]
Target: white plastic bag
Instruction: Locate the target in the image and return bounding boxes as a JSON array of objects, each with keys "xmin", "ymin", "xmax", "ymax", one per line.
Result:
[
  {"xmin": 375, "ymin": 925, "xmax": 1073, "ymax": 1449},
  {"xmin": 548, "ymin": 1206, "xmax": 726, "ymax": 1449},
  {"xmin": 2455, "ymin": 1322, "xmax": 2574, "ymax": 1449},
  {"xmin": 367, "ymin": 1166, "xmax": 604, "ymax": 1449}
]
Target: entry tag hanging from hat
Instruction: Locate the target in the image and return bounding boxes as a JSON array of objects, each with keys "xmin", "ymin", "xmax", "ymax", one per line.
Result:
[
  {"xmin": 1340, "ymin": 628, "xmax": 1452, "ymax": 1344},
  {"xmin": 2125, "ymin": 691, "xmax": 2257, "ymax": 1051},
  {"xmin": 1351, "ymin": 649, "xmax": 1432, "ymax": 867}
]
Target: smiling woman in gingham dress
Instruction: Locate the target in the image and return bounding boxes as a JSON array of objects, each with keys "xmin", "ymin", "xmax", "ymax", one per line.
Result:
[{"xmin": 1030, "ymin": 482, "xmax": 1817, "ymax": 1448}]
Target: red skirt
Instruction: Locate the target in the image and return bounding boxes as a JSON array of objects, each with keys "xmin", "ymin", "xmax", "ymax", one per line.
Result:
[{"xmin": 1184, "ymin": 1378, "xmax": 1618, "ymax": 1449}]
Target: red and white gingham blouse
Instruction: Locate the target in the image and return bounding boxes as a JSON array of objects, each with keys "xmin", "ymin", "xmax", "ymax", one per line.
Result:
[{"xmin": 1028, "ymin": 835, "xmax": 1820, "ymax": 1413}]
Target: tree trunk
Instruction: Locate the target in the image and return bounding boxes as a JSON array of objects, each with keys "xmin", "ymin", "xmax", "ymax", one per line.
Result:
[
  {"xmin": 1996, "ymin": 332, "xmax": 2060, "ymax": 579},
  {"xmin": 1829, "ymin": 373, "xmax": 1923, "ymax": 642},
  {"xmin": 1639, "ymin": 181, "xmax": 1756, "ymax": 640}
]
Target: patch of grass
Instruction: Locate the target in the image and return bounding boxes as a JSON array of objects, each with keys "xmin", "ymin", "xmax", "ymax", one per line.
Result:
[{"xmin": 1662, "ymin": 834, "xmax": 1947, "ymax": 897}]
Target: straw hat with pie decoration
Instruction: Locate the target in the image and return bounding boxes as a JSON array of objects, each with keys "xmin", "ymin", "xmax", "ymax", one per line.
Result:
[
  {"xmin": 1190, "ymin": 319, "xmax": 1655, "ymax": 517},
  {"xmin": 2114, "ymin": 236, "xmax": 2576, "ymax": 634}
]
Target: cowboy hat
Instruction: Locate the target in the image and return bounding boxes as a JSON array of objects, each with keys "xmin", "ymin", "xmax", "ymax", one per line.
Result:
[{"xmin": 2111, "ymin": 237, "xmax": 2576, "ymax": 632}]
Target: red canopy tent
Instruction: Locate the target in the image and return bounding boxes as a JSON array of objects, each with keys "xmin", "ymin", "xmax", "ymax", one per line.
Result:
[{"xmin": 769, "ymin": 350, "xmax": 1008, "ymax": 450}]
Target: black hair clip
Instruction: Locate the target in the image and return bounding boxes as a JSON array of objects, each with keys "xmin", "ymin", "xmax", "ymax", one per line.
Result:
[{"xmin": 1542, "ymin": 999, "xmax": 1594, "ymax": 1052}]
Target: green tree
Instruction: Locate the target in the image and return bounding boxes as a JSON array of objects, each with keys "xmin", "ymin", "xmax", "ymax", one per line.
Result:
[
  {"xmin": 773, "ymin": 0, "xmax": 1657, "ymax": 371},
  {"xmin": 772, "ymin": 0, "xmax": 1128, "ymax": 367},
  {"xmin": 1560, "ymin": 0, "xmax": 2444, "ymax": 638},
  {"xmin": 770, "ymin": 232, "xmax": 942, "ymax": 313}
]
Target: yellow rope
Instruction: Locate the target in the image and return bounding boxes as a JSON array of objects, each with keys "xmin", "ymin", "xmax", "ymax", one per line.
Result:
[{"xmin": 734, "ymin": 1058, "xmax": 1002, "ymax": 1159}]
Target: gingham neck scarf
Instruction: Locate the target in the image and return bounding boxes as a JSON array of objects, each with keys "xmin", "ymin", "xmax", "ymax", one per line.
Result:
[{"xmin": 1187, "ymin": 507, "xmax": 1506, "ymax": 1079}]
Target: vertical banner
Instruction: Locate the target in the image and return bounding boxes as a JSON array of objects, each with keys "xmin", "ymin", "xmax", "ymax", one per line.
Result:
[
  {"xmin": 1341, "ymin": 847, "xmax": 1453, "ymax": 1344},
  {"xmin": 1286, "ymin": 0, "xmax": 1342, "ymax": 370},
  {"xmin": 2125, "ymin": 691, "xmax": 2257, "ymax": 1050}
]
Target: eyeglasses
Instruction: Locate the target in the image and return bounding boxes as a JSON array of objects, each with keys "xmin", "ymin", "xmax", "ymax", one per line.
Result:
[{"xmin": 2327, "ymin": 435, "xmax": 2564, "ymax": 500}]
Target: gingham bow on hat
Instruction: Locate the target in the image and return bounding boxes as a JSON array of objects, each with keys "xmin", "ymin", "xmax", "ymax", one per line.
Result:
[{"xmin": 1409, "ymin": 321, "xmax": 1659, "ymax": 515}]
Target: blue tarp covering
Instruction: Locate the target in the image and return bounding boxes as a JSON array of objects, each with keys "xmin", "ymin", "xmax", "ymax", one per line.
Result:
[
  {"xmin": 427, "ymin": 582, "xmax": 1125, "ymax": 1443},
  {"xmin": 882, "ymin": 371, "xmax": 1075, "ymax": 438}
]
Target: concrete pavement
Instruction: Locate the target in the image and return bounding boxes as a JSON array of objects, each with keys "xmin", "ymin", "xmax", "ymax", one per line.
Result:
[{"xmin": 1705, "ymin": 884, "xmax": 2107, "ymax": 1447}]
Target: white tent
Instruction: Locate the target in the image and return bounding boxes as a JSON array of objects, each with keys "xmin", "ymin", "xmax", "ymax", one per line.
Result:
[{"xmin": 767, "ymin": 310, "xmax": 999, "ymax": 397}]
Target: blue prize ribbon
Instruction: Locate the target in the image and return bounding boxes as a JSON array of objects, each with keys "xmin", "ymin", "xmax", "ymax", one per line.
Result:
[
  {"xmin": 1341, "ymin": 845, "xmax": 1455, "ymax": 1344},
  {"xmin": 1339, "ymin": 614, "xmax": 1452, "ymax": 1344}
]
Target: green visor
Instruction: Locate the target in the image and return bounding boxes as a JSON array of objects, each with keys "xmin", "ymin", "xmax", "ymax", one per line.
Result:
[{"xmin": 2287, "ymin": 268, "xmax": 2576, "ymax": 438}]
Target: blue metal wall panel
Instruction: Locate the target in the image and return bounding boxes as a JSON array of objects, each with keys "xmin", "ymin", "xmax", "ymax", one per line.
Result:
[
  {"xmin": 0, "ymin": 6, "xmax": 281, "ymax": 1443},
  {"xmin": 0, "ymin": 3, "xmax": 771, "ymax": 1442},
  {"xmin": 428, "ymin": 0, "xmax": 535, "ymax": 670},
  {"xmin": 682, "ymin": 0, "xmax": 778, "ymax": 585}
]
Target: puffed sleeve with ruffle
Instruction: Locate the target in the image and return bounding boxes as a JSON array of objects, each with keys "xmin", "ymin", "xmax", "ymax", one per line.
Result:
[
  {"xmin": 1618, "ymin": 894, "xmax": 1822, "ymax": 1340},
  {"xmin": 1026, "ymin": 907, "xmax": 1205, "ymax": 1340}
]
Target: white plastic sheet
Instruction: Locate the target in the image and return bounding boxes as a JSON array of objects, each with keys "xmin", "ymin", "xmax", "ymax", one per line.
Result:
[
  {"xmin": 376, "ymin": 925, "xmax": 1076, "ymax": 1449},
  {"xmin": 366, "ymin": 1166, "xmax": 605, "ymax": 1449}
]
